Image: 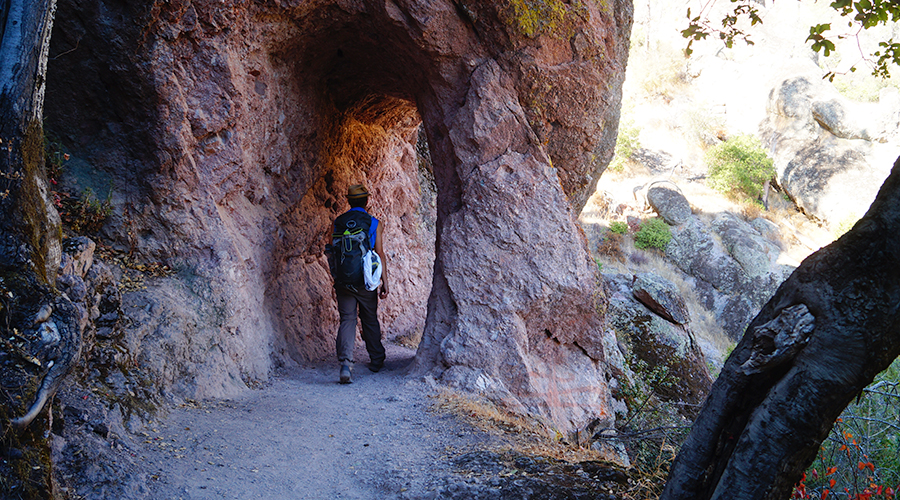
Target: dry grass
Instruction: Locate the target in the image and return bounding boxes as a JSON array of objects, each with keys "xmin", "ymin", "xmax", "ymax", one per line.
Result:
[
  {"xmin": 431, "ymin": 388, "xmax": 677, "ymax": 499},
  {"xmin": 393, "ymin": 330, "xmax": 422, "ymax": 349},
  {"xmin": 322, "ymin": 94, "xmax": 420, "ymax": 179},
  {"xmin": 597, "ymin": 231, "xmax": 626, "ymax": 263},
  {"xmin": 629, "ymin": 42, "xmax": 691, "ymax": 101},
  {"xmin": 739, "ymin": 200, "xmax": 763, "ymax": 220},
  {"xmin": 432, "ymin": 336, "xmax": 696, "ymax": 500},
  {"xmin": 628, "ymin": 246, "xmax": 733, "ymax": 359},
  {"xmin": 431, "ymin": 388, "xmax": 609, "ymax": 463}
]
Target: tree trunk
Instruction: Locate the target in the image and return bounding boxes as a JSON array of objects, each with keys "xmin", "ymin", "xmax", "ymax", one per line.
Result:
[
  {"xmin": 0, "ymin": 2, "xmax": 78, "ymax": 499},
  {"xmin": 661, "ymin": 156, "xmax": 900, "ymax": 500},
  {"xmin": 0, "ymin": 0, "xmax": 60, "ymax": 281}
]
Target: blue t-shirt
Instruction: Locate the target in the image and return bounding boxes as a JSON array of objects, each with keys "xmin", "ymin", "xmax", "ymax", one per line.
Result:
[{"xmin": 350, "ymin": 207, "xmax": 378, "ymax": 247}]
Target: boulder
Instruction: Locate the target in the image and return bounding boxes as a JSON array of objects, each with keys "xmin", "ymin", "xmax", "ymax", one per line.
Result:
[
  {"xmin": 605, "ymin": 274, "xmax": 712, "ymax": 410},
  {"xmin": 632, "ymin": 272, "xmax": 689, "ymax": 325},
  {"xmin": 647, "ymin": 182, "xmax": 692, "ymax": 225},
  {"xmin": 711, "ymin": 212, "xmax": 781, "ymax": 280},
  {"xmin": 750, "ymin": 217, "xmax": 782, "ymax": 245},
  {"xmin": 761, "ymin": 76, "xmax": 900, "ymax": 227},
  {"xmin": 666, "ymin": 217, "xmax": 744, "ymax": 295}
]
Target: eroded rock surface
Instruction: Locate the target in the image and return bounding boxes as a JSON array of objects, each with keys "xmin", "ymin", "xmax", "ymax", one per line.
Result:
[
  {"xmin": 44, "ymin": 0, "xmax": 633, "ymax": 442},
  {"xmin": 604, "ymin": 273, "xmax": 712, "ymax": 410},
  {"xmin": 761, "ymin": 76, "xmax": 900, "ymax": 227},
  {"xmin": 665, "ymin": 212, "xmax": 792, "ymax": 340},
  {"xmin": 647, "ymin": 183, "xmax": 692, "ymax": 225}
]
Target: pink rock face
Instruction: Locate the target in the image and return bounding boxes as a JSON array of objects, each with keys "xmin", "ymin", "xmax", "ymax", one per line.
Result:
[{"xmin": 46, "ymin": 0, "xmax": 633, "ymax": 443}]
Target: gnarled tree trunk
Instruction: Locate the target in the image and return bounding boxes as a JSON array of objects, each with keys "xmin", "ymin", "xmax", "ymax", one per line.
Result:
[
  {"xmin": 0, "ymin": 0, "xmax": 60, "ymax": 279},
  {"xmin": 0, "ymin": 1, "xmax": 83, "ymax": 498},
  {"xmin": 661, "ymin": 157, "xmax": 900, "ymax": 499}
]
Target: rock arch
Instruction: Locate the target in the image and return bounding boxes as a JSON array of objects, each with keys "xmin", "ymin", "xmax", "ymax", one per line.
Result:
[{"xmin": 44, "ymin": 0, "xmax": 633, "ymax": 438}]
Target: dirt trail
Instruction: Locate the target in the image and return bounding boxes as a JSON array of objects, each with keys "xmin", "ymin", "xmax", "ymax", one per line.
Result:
[{"xmin": 134, "ymin": 346, "xmax": 496, "ymax": 500}]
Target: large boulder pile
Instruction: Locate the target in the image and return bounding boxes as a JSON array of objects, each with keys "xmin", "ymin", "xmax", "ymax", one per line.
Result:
[
  {"xmin": 760, "ymin": 76, "xmax": 900, "ymax": 227},
  {"xmin": 42, "ymin": 0, "xmax": 634, "ymax": 444},
  {"xmin": 589, "ymin": 182, "xmax": 794, "ymax": 345}
]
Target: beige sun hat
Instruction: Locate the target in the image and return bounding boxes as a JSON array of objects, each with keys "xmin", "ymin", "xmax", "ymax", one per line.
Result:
[{"xmin": 347, "ymin": 184, "xmax": 369, "ymax": 199}]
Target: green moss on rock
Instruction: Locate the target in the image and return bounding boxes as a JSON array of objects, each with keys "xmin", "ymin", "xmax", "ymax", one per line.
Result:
[
  {"xmin": 506, "ymin": 0, "xmax": 587, "ymax": 39},
  {"xmin": 18, "ymin": 119, "xmax": 61, "ymax": 285}
]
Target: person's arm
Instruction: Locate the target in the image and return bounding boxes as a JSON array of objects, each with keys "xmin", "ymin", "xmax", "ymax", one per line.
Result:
[{"xmin": 374, "ymin": 221, "xmax": 389, "ymax": 298}]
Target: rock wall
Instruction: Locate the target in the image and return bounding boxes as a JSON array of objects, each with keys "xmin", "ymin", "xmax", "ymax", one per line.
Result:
[{"xmin": 45, "ymin": 0, "xmax": 633, "ymax": 437}]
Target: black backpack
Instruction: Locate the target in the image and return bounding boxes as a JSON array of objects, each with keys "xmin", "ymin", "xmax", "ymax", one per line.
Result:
[{"xmin": 325, "ymin": 210, "xmax": 373, "ymax": 288}]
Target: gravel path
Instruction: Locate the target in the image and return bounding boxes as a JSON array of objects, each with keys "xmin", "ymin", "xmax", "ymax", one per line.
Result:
[{"xmin": 133, "ymin": 348, "xmax": 497, "ymax": 500}]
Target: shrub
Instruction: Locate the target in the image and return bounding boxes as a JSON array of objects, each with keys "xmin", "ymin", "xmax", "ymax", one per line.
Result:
[
  {"xmin": 609, "ymin": 120, "xmax": 641, "ymax": 173},
  {"xmin": 615, "ymin": 356, "xmax": 689, "ymax": 499},
  {"xmin": 795, "ymin": 358, "xmax": 900, "ymax": 500},
  {"xmin": 597, "ymin": 231, "xmax": 625, "ymax": 263},
  {"xmin": 834, "ymin": 212, "xmax": 860, "ymax": 238},
  {"xmin": 705, "ymin": 134, "xmax": 775, "ymax": 203},
  {"xmin": 43, "ymin": 136, "xmax": 68, "ymax": 183},
  {"xmin": 610, "ymin": 221, "xmax": 629, "ymax": 234},
  {"xmin": 634, "ymin": 217, "xmax": 671, "ymax": 250},
  {"xmin": 59, "ymin": 187, "xmax": 112, "ymax": 235}
]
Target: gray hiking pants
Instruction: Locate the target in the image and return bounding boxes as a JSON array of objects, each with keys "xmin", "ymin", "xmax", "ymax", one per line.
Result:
[{"xmin": 335, "ymin": 285, "xmax": 385, "ymax": 366}]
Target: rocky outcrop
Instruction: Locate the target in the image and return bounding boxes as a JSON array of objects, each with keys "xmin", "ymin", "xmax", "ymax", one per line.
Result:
[
  {"xmin": 604, "ymin": 273, "xmax": 712, "ymax": 410},
  {"xmin": 632, "ymin": 272, "xmax": 689, "ymax": 325},
  {"xmin": 760, "ymin": 76, "xmax": 900, "ymax": 227},
  {"xmin": 43, "ymin": 0, "xmax": 633, "ymax": 441},
  {"xmin": 666, "ymin": 212, "xmax": 792, "ymax": 340}
]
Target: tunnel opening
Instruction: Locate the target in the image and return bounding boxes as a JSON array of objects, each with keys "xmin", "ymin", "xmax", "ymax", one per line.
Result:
[
  {"xmin": 270, "ymin": 22, "xmax": 443, "ymax": 365},
  {"xmin": 35, "ymin": 1, "xmax": 634, "ymax": 441}
]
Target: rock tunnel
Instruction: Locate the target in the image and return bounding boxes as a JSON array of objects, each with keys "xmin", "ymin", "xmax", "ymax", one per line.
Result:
[{"xmin": 44, "ymin": 0, "xmax": 634, "ymax": 438}]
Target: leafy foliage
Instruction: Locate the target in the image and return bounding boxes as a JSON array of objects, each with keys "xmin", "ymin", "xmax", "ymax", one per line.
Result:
[
  {"xmin": 682, "ymin": 0, "xmax": 900, "ymax": 78},
  {"xmin": 794, "ymin": 358, "xmax": 900, "ymax": 499},
  {"xmin": 610, "ymin": 120, "xmax": 641, "ymax": 172},
  {"xmin": 807, "ymin": 0, "xmax": 900, "ymax": 79},
  {"xmin": 609, "ymin": 221, "xmax": 629, "ymax": 234},
  {"xmin": 681, "ymin": 2, "xmax": 762, "ymax": 57},
  {"xmin": 634, "ymin": 217, "xmax": 671, "ymax": 250},
  {"xmin": 705, "ymin": 134, "xmax": 774, "ymax": 203}
]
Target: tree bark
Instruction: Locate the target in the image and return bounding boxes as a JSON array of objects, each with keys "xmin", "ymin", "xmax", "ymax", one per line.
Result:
[
  {"xmin": 0, "ymin": 0, "xmax": 60, "ymax": 282},
  {"xmin": 0, "ymin": 2, "xmax": 77, "ymax": 499},
  {"xmin": 661, "ymin": 156, "xmax": 900, "ymax": 500}
]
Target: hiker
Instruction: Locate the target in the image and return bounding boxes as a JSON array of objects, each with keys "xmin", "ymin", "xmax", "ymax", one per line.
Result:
[{"xmin": 327, "ymin": 184, "xmax": 389, "ymax": 384}]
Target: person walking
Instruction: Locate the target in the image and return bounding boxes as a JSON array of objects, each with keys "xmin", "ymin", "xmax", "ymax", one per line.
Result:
[{"xmin": 329, "ymin": 184, "xmax": 389, "ymax": 384}]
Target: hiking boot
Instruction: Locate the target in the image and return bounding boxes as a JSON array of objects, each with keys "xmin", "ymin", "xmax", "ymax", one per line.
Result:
[
  {"xmin": 368, "ymin": 362, "xmax": 383, "ymax": 373},
  {"xmin": 339, "ymin": 363, "xmax": 352, "ymax": 384}
]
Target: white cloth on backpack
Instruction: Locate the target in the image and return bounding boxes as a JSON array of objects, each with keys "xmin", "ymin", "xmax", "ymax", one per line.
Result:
[{"xmin": 363, "ymin": 249, "xmax": 382, "ymax": 291}]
